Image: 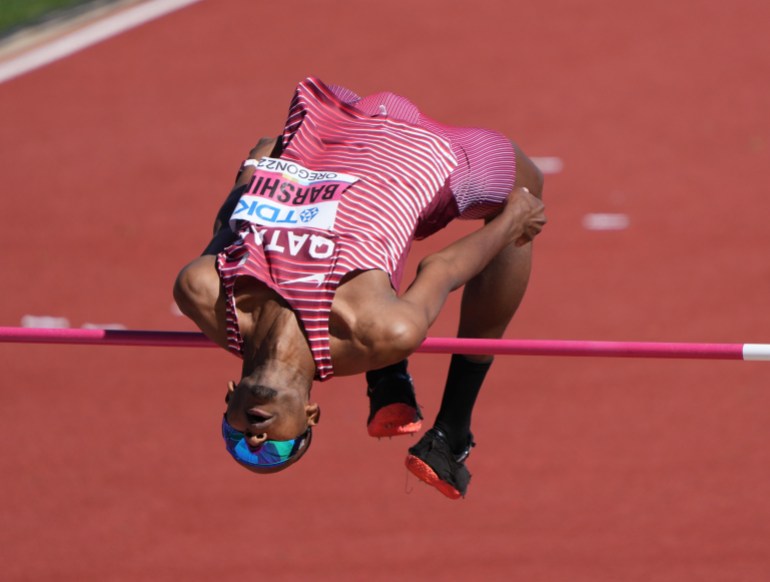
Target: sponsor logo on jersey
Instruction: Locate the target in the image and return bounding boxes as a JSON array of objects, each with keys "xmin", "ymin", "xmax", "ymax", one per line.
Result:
[{"xmin": 230, "ymin": 157, "xmax": 358, "ymax": 231}]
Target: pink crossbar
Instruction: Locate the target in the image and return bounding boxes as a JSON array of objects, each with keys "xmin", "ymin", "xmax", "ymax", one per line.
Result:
[
  {"xmin": 1, "ymin": 327, "xmax": 768, "ymax": 361},
  {"xmin": 417, "ymin": 338, "xmax": 744, "ymax": 359}
]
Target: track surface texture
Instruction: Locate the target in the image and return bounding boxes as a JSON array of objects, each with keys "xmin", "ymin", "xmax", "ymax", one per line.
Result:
[{"xmin": 1, "ymin": 1, "xmax": 769, "ymax": 580}]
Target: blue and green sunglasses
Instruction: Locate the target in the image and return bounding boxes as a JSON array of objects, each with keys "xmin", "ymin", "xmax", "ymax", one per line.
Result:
[{"xmin": 221, "ymin": 414, "xmax": 312, "ymax": 473}]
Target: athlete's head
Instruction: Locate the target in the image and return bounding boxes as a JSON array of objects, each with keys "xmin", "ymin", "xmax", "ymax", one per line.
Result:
[{"xmin": 222, "ymin": 378, "xmax": 320, "ymax": 473}]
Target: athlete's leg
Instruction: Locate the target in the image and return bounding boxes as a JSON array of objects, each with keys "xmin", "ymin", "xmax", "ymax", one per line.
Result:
[
  {"xmin": 432, "ymin": 238, "xmax": 533, "ymax": 446},
  {"xmin": 434, "ymin": 140, "xmax": 543, "ymax": 451},
  {"xmin": 366, "ymin": 241, "xmax": 529, "ymax": 443},
  {"xmin": 407, "ymin": 142, "xmax": 544, "ymax": 498}
]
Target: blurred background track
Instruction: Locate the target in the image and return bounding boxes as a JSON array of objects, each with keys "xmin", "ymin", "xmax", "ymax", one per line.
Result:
[{"xmin": 1, "ymin": 1, "xmax": 769, "ymax": 580}]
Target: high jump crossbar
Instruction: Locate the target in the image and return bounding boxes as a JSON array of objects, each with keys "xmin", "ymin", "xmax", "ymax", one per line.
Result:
[{"xmin": 1, "ymin": 327, "xmax": 769, "ymax": 361}]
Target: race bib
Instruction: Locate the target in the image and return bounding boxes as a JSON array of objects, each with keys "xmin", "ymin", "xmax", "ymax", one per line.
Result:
[{"xmin": 229, "ymin": 157, "xmax": 359, "ymax": 231}]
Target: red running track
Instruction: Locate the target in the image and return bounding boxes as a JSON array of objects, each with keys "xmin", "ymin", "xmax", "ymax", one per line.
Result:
[{"xmin": 1, "ymin": 1, "xmax": 770, "ymax": 580}]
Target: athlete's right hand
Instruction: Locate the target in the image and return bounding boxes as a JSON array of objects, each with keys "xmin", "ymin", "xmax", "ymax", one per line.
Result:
[{"xmin": 502, "ymin": 187, "xmax": 547, "ymax": 246}]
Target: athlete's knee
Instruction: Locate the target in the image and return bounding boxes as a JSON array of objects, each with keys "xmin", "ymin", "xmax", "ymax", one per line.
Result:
[
  {"xmin": 527, "ymin": 166, "xmax": 544, "ymax": 200},
  {"xmin": 510, "ymin": 140, "xmax": 544, "ymax": 200}
]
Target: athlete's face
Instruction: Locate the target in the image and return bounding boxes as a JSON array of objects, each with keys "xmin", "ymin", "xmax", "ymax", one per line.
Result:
[{"xmin": 224, "ymin": 379, "xmax": 319, "ymax": 446}]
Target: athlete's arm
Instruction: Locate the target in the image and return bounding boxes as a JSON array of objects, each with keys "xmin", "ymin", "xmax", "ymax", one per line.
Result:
[
  {"xmin": 402, "ymin": 142, "xmax": 544, "ymax": 330},
  {"xmin": 334, "ymin": 187, "xmax": 545, "ymax": 371},
  {"xmin": 399, "ymin": 187, "xmax": 546, "ymax": 332},
  {"xmin": 174, "ymin": 137, "xmax": 281, "ymax": 347},
  {"xmin": 173, "ymin": 255, "xmax": 230, "ymax": 349},
  {"xmin": 201, "ymin": 136, "xmax": 280, "ymax": 256}
]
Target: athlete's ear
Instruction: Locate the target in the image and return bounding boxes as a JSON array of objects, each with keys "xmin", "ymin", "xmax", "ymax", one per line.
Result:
[
  {"xmin": 305, "ymin": 402, "xmax": 321, "ymax": 426},
  {"xmin": 225, "ymin": 380, "xmax": 236, "ymax": 404}
]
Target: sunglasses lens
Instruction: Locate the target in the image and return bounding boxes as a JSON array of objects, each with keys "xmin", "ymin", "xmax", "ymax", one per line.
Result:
[{"xmin": 221, "ymin": 415, "xmax": 305, "ymax": 469}]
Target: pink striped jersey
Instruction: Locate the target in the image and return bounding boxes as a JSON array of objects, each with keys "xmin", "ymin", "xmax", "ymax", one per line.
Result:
[{"xmin": 217, "ymin": 77, "xmax": 516, "ymax": 380}]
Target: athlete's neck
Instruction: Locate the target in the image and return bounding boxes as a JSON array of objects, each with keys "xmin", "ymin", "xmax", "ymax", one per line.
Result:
[{"xmin": 235, "ymin": 282, "xmax": 315, "ymax": 382}]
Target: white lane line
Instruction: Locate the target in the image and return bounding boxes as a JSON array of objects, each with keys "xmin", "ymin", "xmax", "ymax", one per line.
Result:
[
  {"xmin": 582, "ymin": 213, "xmax": 630, "ymax": 231},
  {"xmin": 82, "ymin": 322, "xmax": 127, "ymax": 330},
  {"xmin": 0, "ymin": 0, "xmax": 203, "ymax": 84},
  {"xmin": 531, "ymin": 157, "xmax": 563, "ymax": 175},
  {"xmin": 21, "ymin": 315, "xmax": 70, "ymax": 328},
  {"xmin": 21, "ymin": 315, "xmax": 130, "ymax": 330}
]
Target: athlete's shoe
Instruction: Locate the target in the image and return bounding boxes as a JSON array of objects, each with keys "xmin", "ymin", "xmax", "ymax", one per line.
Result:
[
  {"xmin": 366, "ymin": 370, "xmax": 423, "ymax": 438},
  {"xmin": 405, "ymin": 427, "xmax": 475, "ymax": 499}
]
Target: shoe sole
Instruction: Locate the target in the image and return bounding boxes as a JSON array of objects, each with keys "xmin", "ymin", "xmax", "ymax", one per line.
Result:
[
  {"xmin": 404, "ymin": 454, "xmax": 463, "ymax": 500},
  {"xmin": 367, "ymin": 404, "xmax": 422, "ymax": 438}
]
